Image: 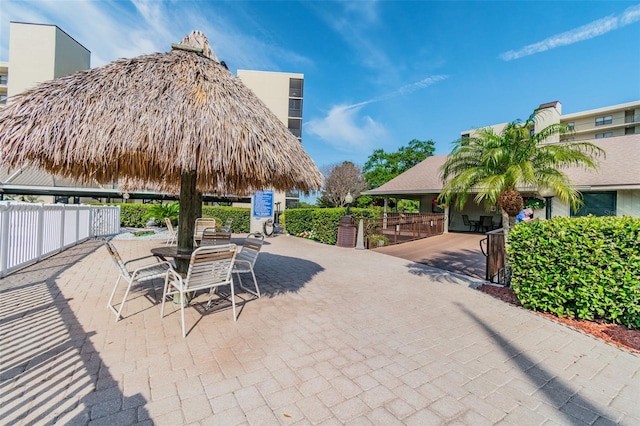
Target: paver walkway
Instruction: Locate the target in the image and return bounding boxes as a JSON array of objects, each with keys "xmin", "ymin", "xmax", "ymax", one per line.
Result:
[{"xmin": 1, "ymin": 235, "xmax": 638, "ymax": 425}]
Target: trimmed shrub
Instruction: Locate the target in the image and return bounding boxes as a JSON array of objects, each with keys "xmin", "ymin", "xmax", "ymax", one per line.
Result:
[
  {"xmin": 99, "ymin": 203, "xmax": 250, "ymax": 231},
  {"xmin": 120, "ymin": 203, "xmax": 150, "ymax": 228},
  {"xmin": 201, "ymin": 206, "xmax": 250, "ymax": 233},
  {"xmin": 507, "ymin": 216, "xmax": 640, "ymax": 328},
  {"xmin": 283, "ymin": 207, "xmax": 377, "ymax": 245},
  {"xmin": 283, "ymin": 208, "xmax": 315, "ymax": 237}
]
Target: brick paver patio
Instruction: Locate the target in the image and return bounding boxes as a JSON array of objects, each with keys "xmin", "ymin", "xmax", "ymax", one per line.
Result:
[{"xmin": 1, "ymin": 234, "xmax": 639, "ymax": 425}]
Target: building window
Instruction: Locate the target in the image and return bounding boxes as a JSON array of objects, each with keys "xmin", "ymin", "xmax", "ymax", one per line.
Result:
[
  {"xmin": 289, "ymin": 98, "xmax": 302, "ymax": 118},
  {"xmin": 288, "ymin": 118, "xmax": 302, "ymax": 138},
  {"xmin": 0, "ymin": 95, "xmax": 6, "ymax": 105},
  {"xmin": 285, "ymin": 199, "xmax": 299, "ymax": 209},
  {"xmin": 289, "ymin": 78, "xmax": 303, "ymax": 97},
  {"xmin": 625, "ymin": 127, "xmax": 635, "ymax": 135},
  {"xmin": 566, "ymin": 122, "xmax": 575, "ymax": 130},
  {"xmin": 595, "ymin": 115, "xmax": 612, "ymax": 126},
  {"xmin": 595, "ymin": 132, "xmax": 613, "ymax": 138},
  {"xmin": 0, "ymin": 75, "xmax": 7, "ymax": 85},
  {"xmin": 529, "ymin": 129, "xmax": 535, "ymax": 137},
  {"xmin": 571, "ymin": 192, "xmax": 616, "ymax": 217}
]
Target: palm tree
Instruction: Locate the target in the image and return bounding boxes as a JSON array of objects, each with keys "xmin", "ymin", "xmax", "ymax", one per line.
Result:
[{"xmin": 439, "ymin": 112, "xmax": 604, "ymax": 236}]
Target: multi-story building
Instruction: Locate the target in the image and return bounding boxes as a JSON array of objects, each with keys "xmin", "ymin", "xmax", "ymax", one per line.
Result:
[
  {"xmin": 236, "ymin": 70, "xmax": 306, "ymax": 232},
  {"xmin": 6, "ymin": 22, "xmax": 90, "ymax": 99},
  {"xmin": 0, "ymin": 22, "xmax": 92, "ymax": 203},
  {"xmin": 462, "ymin": 100, "xmax": 640, "ymax": 143},
  {"xmin": 559, "ymin": 101, "xmax": 639, "ymax": 141},
  {"xmin": 367, "ymin": 100, "xmax": 640, "ymax": 232}
]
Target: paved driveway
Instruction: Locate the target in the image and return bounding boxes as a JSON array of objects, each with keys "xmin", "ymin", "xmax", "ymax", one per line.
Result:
[{"xmin": 1, "ymin": 234, "xmax": 638, "ymax": 425}]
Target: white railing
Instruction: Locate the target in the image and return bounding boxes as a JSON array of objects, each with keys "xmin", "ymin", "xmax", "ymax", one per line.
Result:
[{"xmin": 0, "ymin": 203, "xmax": 120, "ymax": 278}]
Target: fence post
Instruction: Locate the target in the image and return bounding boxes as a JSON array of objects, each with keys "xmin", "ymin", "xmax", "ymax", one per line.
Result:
[
  {"xmin": 0, "ymin": 204, "xmax": 9, "ymax": 277},
  {"xmin": 59, "ymin": 204, "xmax": 65, "ymax": 251},
  {"xmin": 36, "ymin": 203, "xmax": 45, "ymax": 261},
  {"xmin": 75, "ymin": 205, "xmax": 80, "ymax": 244},
  {"xmin": 355, "ymin": 220, "xmax": 365, "ymax": 250}
]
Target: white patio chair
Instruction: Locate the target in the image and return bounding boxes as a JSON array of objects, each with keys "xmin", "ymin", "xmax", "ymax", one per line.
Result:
[
  {"xmin": 165, "ymin": 217, "xmax": 178, "ymax": 245},
  {"xmin": 162, "ymin": 244, "xmax": 237, "ymax": 337},
  {"xmin": 200, "ymin": 227, "xmax": 232, "ymax": 246},
  {"xmin": 193, "ymin": 217, "xmax": 217, "ymax": 246},
  {"xmin": 222, "ymin": 218, "xmax": 233, "ymax": 232},
  {"xmin": 232, "ymin": 232, "xmax": 264, "ymax": 298},
  {"xmin": 105, "ymin": 241, "xmax": 173, "ymax": 321}
]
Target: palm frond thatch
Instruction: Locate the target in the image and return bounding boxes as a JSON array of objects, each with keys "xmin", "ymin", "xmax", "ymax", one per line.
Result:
[{"xmin": 0, "ymin": 31, "xmax": 322, "ymax": 196}]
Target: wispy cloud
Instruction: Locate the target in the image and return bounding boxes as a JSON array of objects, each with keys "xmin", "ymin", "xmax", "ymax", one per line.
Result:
[
  {"xmin": 353, "ymin": 75, "xmax": 449, "ymax": 108},
  {"xmin": 306, "ymin": 75, "xmax": 448, "ymax": 153},
  {"xmin": 309, "ymin": 1, "xmax": 395, "ymax": 75},
  {"xmin": 0, "ymin": 0, "xmax": 311, "ymax": 70},
  {"xmin": 305, "ymin": 104, "xmax": 387, "ymax": 154},
  {"xmin": 500, "ymin": 4, "xmax": 640, "ymax": 61}
]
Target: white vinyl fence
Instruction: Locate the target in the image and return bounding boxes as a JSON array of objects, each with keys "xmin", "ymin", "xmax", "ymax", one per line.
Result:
[{"xmin": 0, "ymin": 203, "xmax": 120, "ymax": 278}]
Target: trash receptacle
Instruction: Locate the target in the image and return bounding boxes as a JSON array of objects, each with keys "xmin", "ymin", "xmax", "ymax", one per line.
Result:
[{"xmin": 336, "ymin": 216, "xmax": 356, "ymax": 248}]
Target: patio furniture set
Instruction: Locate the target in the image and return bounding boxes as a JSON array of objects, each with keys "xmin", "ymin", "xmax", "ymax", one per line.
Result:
[
  {"xmin": 462, "ymin": 214, "xmax": 500, "ymax": 233},
  {"xmin": 106, "ymin": 218, "xmax": 263, "ymax": 337},
  {"xmin": 165, "ymin": 217, "xmax": 234, "ymax": 247}
]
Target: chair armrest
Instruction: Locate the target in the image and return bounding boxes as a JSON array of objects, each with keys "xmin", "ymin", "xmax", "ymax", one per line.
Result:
[
  {"xmin": 232, "ymin": 259, "xmax": 253, "ymax": 272},
  {"xmin": 165, "ymin": 267, "xmax": 185, "ymax": 288},
  {"xmin": 130, "ymin": 260, "xmax": 173, "ymax": 277},
  {"xmin": 124, "ymin": 254, "xmax": 164, "ymax": 268}
]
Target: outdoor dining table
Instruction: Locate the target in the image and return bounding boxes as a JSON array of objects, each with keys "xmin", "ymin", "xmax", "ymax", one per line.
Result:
[
  {"xmin": 150, "ymin": 246, "xmax": 194, "ymax": 276},
  {"xmin": 150, "ymin": 246, "xmax": 194, "ymax": 304},
  {"xmin": 151, "ymin": 246, "xmax": 194, "ymax": 263}
]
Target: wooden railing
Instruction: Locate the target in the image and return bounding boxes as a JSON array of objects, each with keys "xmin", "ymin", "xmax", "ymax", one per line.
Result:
[{"xmin": 364, "ymin": 213, "xmax": 445, "ymax": 248}]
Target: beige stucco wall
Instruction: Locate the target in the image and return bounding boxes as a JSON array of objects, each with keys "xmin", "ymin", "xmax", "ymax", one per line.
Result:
[
  {"xmin": 561, "ymin": 101, "xmax": 640, "ymax": 141},
  {"xmin": 53, "ymin": 26, "xmax": 90, "ymax": 79},
  {"xmin": 617, "ymin": 189, "xmax": 640, "ymax": 216},
  {"xmin": 8, "ymin": 23, "xmax": 55, "ymax": 96},
  {"xmin": 236, "ymin": 70, "xmax": 303, "ymax": 233},
  {"xmin": 237, "ymin": 70, "xmax": 302, "ymax": 122},
  {"xmin": 535, "ymin": 103, "xmax": 562, "ymax": 143},
  {"xmin": 7, "ymin": 23, "xmax": 89, "ymax": 98},
  {"xmin": 461, "ymin": 122, "xmax": 507, "ymax": 138}
]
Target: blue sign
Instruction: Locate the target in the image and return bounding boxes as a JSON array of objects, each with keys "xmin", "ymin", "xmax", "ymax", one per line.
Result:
[{"xmin": 252, "ymin": 190, "xmax": 274, "ymax": 218}]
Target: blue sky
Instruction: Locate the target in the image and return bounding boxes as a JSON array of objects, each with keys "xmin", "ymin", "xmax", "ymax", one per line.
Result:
[{"xmin": 2, "ymin": 1, "xmax": 640, "ymax": 175}]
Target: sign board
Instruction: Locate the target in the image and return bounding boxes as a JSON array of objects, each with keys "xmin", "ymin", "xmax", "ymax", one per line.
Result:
[{"xmin": 252, "ymin": 190, "xmax": 274, "ymax": 218}]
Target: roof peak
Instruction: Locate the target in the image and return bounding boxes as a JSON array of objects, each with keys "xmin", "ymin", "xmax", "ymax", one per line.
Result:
[{"xmin": 176, "ymin": 31, "xmax": 217, "ymax": 61}]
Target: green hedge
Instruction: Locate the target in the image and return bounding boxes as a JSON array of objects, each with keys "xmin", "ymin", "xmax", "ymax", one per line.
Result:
[
  {"xmin": 283, "ymin": 207, "xmax": 377, "ymax": 245},
  {"xmin": 101, "ymin": 203, "xmax": 251, "ymax": 232},
  {"xmin": 201, "ymin": 206, "xmax": 251, "ymax": 233},
  {"xmin": 120, "ymin": 204, "xmax": 149, "ymax": 228},
  {"xmin": 507, "ymin": 216, "xmax": 640, "ymax": 328}
]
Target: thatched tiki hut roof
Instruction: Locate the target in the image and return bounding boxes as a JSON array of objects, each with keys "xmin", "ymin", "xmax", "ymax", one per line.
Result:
[{"xmin": 0, "ymin": 31, "xmax": 322, "ymax": 263}]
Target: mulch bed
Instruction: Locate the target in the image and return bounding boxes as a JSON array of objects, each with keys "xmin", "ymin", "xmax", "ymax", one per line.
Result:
[{"xmin": 477, "ymin": 285, "xmax": 640, "ymax": 354}]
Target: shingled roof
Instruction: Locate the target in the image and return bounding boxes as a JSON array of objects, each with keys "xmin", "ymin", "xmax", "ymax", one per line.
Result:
[{"xmin": 365, "ymin": 134, "xmax": 640, "ymax": 196}]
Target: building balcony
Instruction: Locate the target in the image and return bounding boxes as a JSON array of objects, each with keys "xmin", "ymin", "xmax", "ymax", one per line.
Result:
[{"xmin": 563, "ymin": 115, "xmax": 639, "ymax": 134}]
